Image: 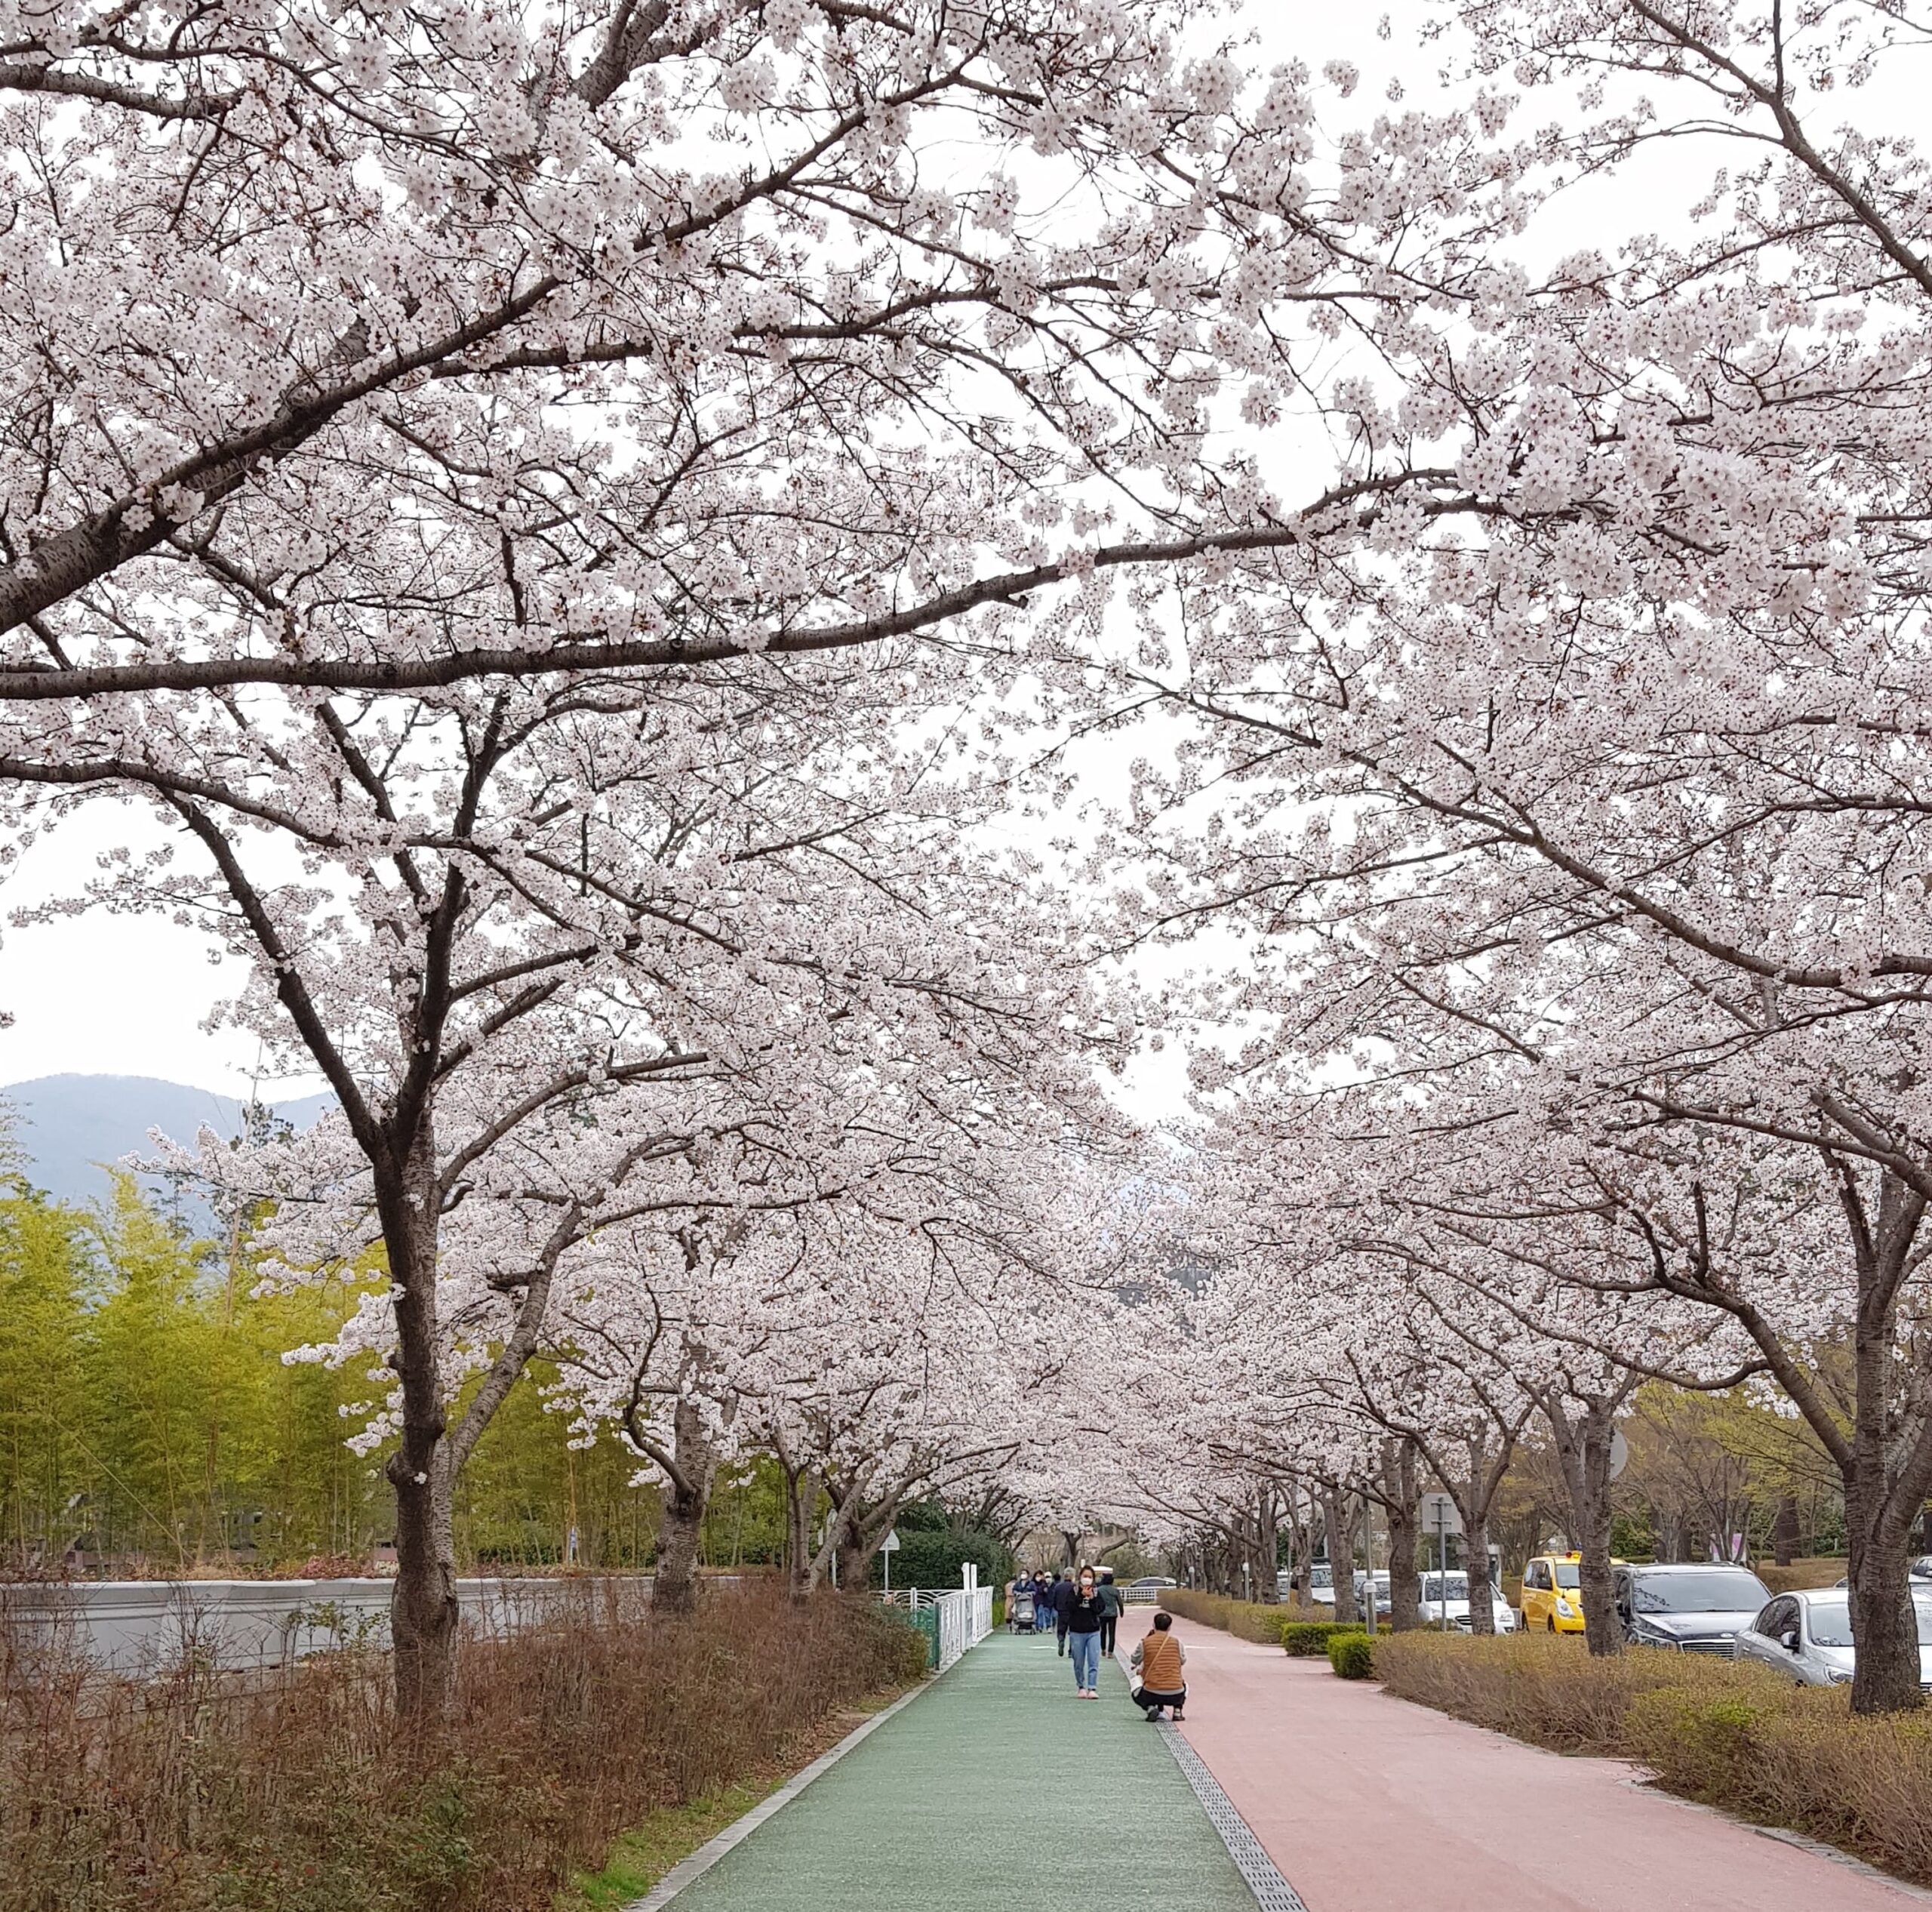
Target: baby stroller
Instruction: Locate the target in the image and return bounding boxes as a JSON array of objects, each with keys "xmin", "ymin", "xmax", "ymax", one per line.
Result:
[{"xmin": 1008, "ymin": 1587, "xmax": 1036, "ymax": 1633}]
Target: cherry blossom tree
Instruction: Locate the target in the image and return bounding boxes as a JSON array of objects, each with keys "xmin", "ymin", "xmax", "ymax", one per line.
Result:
[
  {"xmin": 106, "ymin": 642, "xmax": 1127, "ymax": 1711},
  {"xmin": 1087, "ymin": 0, "xmax": 1932, "ymax": 1711},
  {"xmin": 0, "ymin": 0, "xmax": 1526, "ymax": 725}
]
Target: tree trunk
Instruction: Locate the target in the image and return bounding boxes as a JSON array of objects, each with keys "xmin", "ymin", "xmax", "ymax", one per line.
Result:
[
  {"xmin": 380, "ymin": 1145, "xmax": 458, "ymax": 1722},
  {"xmin": 1537, "ymin": 1389, "xmax": 1622, "ymax": 1654},
  {"xmin": 1845, "ymin": 1511, "xmax": 1921, "ymax": 1715},
  {"xmin": 1464, "ymin": 1509, "xmax": 1497, "ymax": 1635},
  {"xmin": 1321, "ymin": 1489, "xmax": 1359, "ymax": 1625},
  {"xmin": 1381, "ymin": 1440, "xmax": 1423, "ymax": 1631},
  {"xmin": 1447, "ymin": 1436, "xmax": 1492, "ymax": 1637},
  {"xmin": 1842, "ymin": 1176, "xmax": 1932, "ymax": 1713},
  {"xmin": 1772, "ymin": 1495, "xmax": 1801, "ymax": 1569},
  {"xmin": 783, "ymin": 1464, "xmax": 821, "ymax": 1601},
  {"xmin": 1284, "ymin": 1486, "xmax": 1312, "ymax": 1603},
  {"xmin": 650, "ymin": 1398, "xmax": 718, "ymax": 1616},
  {"xmin": 1253, "ymin": 1487, "xmax": 1281, "ymax": 1603}
]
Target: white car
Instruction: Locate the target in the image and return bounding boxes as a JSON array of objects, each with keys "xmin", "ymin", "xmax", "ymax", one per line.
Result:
[{"xmin": 1359, "ymin": 1569, "xmax": 1516, "ymax": 1630}]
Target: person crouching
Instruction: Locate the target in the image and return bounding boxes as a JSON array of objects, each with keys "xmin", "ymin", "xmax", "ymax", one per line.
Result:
[{"xmin": 1131, "ymin": 1611, "xmax": 1187, "ymax": 1721}]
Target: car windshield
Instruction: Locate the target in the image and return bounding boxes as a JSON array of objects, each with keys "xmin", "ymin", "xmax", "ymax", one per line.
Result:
[
  {"xmin": 1632, "ymin": 1570, "xmax": 1769, "ymax": 1614},
  {"xmin": 1419, "ymin": 1572, "xmax": 1469, "ymax": 1599},
  {"xmin": 1552, "ymin": 1563, "xmax": 1580, "ymax": 1589},
  {"xmin": 1310, "ymin": 1566, "xmax": 1332, "ymax": 1587},
  {"xmin": 1803, "ymin": 1594, "xmax": 1932, "ymax": 1649}
]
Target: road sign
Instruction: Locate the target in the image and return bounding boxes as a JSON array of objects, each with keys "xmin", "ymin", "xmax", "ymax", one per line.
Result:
[
  {"xmin": 1608, "ymin": 1431, "xmax": 1629, "ymax": 1481},
  {"xmin": 880, "ymin": 1529, "xmax": 901, "ymax": 1552},
  {"xmin": 1420, "ymin": 1492, "xmax": 1463, "ymax": 1535}
]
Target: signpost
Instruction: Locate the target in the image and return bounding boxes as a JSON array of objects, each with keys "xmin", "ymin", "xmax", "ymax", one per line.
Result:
[
  {"xmin": 881, "ymin": 1528, "xmax": 900, "ymax": 1595},
  {"xmin": 1608, "ymin": 1430, "xmax": 1629, "ymax": 1481},
  {"xmin": 1420, "ymin": 1492, "xmax": 1463, "ymax": 1632},
  {"xmin": 1361, "ymin": 1498, "xmax": 1377, "ymax": 1637}
]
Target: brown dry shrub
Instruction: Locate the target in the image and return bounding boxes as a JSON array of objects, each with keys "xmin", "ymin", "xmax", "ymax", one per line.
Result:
[
  {"xmin": 1377, "ymin": 1632, "xmax": 1932, "ymax": 1891},
  {"xmin": 1, "ymin": 1584, "xmax": 927, "ymax": 1912},
  {"xmin": 1374, "ymin": 1631, "xmax": 1781, "ymax": 1753},
  {"xmin": 1755, "ymin": 1557, "xmax": 1853, "ymax": 1595},
  {"xmin": 1629, "ymin": 1686, "xmax": 1932, "ymax": 1886}
]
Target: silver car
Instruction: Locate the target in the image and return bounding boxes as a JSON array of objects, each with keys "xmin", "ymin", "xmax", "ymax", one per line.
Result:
[
  {"xmin": 1731, "ymin": 1586, "xmax": 1932, "ymax": 1687},
  {"xmin": 1613, "ymin": 1563, "xmax": 1771, "ymax": 1654}
]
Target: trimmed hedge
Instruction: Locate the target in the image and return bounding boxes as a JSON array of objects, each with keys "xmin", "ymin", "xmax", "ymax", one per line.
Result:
[
  {"xmin": 1158, "ymin": 1587, "xmax": 1332, "ymax": 1645},
  {"xmin": 1284, "ymin": 1619, "xmax": 1392, "ymax": 1657},
  {"xmin": 1327, "ymin": 1631, "xmax": 1375, "ymax": 1679},
  {"xmin": 1375, "ymin": 1632, "xmax": 1932, "ymax": 1892}
]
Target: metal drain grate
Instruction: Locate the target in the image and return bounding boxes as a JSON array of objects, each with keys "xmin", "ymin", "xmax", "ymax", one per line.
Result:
[{"xmin": 1156, "ymin": 1723, "xmax": 1310, "ymax": 1912}]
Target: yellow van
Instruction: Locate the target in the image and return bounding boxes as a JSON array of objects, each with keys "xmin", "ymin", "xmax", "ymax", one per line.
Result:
[{"xmin": 1520, "ymin": 1552, "xmax": 1587, "ymax": 1633}]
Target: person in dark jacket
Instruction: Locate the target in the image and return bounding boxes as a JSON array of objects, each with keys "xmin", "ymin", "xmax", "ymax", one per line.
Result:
[
  {"xmin": 1096, "ymin": 1568, "xmax": 1122, "ymax": 1655},
  {"xmin": 1064, "ymin": 1566, "xmax": 1107, "ymax": 1696},
  {"xmin": 1032, "ymin": 1571, "xmax": 1055, "ymax": 1634},
  {"xmin": 1051, "ymin": 1569, "xmax": 1075, "ymax": 1652}
]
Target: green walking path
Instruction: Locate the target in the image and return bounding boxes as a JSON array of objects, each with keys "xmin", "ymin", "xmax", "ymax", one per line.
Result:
[{"xmin": 665, "ymin": 1630, "xmax": 1258, "ymax": 1910}]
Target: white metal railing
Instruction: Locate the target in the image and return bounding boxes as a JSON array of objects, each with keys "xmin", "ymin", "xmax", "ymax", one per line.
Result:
[
  {"xmin": 936, "ymin": 1588, "xmax": 968, "ymax": 1667},
  {"xmin": 875, "ymin": 1576, "xmax": 994, "ymax": 1670}
]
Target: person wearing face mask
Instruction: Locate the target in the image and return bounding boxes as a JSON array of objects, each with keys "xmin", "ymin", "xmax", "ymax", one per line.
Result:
[{"xmin": 1064, "ymin": 1566, "xmax": 1107, "ymax": 1698}]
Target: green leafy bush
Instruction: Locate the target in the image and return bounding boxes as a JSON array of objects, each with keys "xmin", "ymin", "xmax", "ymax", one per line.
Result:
[
  {"xmin": 1283, "ymin": 1619, "xmax": 1390, "ymax": 1657},
  {"xmin": 870, "ymin": 1526, "xmax": 1013, "ymax": 1593},
  {"xmin": 1327, "ymin": 1631, "xmax": 1375, "ymax": 1679}
]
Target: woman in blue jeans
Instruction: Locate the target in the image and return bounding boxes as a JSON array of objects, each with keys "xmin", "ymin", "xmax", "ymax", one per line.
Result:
[{"xmin": 1065, "ymin": 1567, "xmax": 1106, "ymax": 1697}]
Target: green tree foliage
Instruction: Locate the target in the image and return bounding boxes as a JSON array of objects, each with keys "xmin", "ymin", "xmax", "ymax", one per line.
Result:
[
  {"xmin": 870, "ymin": 1522, "xmax": 1014, "ymax": 1592},
  {"xmin": 0, "ymin": 1164, "xmax": 92, "ymax": 1562},
  {"xmin": 0, "ymin": 1161, "xmax": 717, "ymax": 1574}
]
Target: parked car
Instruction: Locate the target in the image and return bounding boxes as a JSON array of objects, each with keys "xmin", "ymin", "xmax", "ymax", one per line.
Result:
[
  {"xmin": 1521, "ymin": 1552, "xmax": 1587, "ymax": 1633},
  {"xmin": 1306, "ymin": 1562, "xmax": 1337, "ymax": 1606},
  {"xmin": 1126, "ymin": 1575, "xmax": 1177, "ymax": 1590},
  {"xmin": 1733, "ymin": 1585, "xmax": 1932, "ymax": 1687},
  {"xmin": 1614, "ymin": 1563, "xmax": 1772, "ymax": 1654},
  {"xmin": 1424, "ymin": 1572, "xmax": 1519, "ymax": 1633},
  {"xmin": 1348, "ymin": 1569, "xmax": 1517, "ymax": 1630}
]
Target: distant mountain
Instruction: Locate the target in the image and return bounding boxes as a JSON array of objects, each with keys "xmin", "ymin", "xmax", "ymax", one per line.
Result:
[{"xmin": 0, "ymin": 1074, "xmax": 333, "ymax": 1212}]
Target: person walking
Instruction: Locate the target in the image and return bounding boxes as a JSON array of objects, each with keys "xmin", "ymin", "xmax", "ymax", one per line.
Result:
[
  {"xmin": 1065, "ymin": 1567, "xmax": 1106, "ymax": 1697},
  {"xmin": 1052, "ymin": 1569, "xmax": 1075, "ymax": 1655},
  {"xmin": 1032, "ymin": 1571, "xmax": 1055, "ymax": 1635},
  {"xmin": 1096, "ymin": 1567, "xmax": 1121, "ymax": 1657},
  {"xmin": 1129, "ymin": 1611, "xmax": 1187, "ymax": 1721}
]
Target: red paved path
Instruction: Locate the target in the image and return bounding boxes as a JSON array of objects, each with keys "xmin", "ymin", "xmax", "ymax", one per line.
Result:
[{"xmin": 1157, "ymin": 1617, "xmax": 1924, "ymax": 1910}]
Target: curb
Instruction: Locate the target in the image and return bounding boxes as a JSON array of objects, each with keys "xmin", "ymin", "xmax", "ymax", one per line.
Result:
[
  {"xmin": 1114, "ymin": 1638, "xmax": 1312, "ymax": 1912},
  {"xmin": 621, "ymin": 1643, "xmax": 971, "ymax": 1910},
  {"xmin": 1618, "ymin": 1778, "xmax": 1932, "ymax": 1904}
]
